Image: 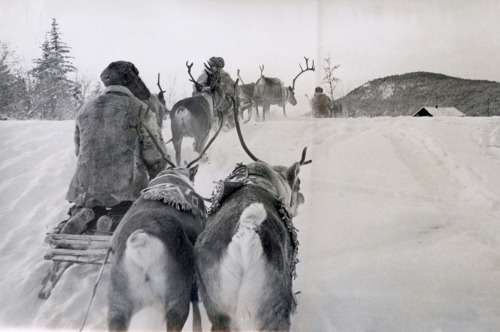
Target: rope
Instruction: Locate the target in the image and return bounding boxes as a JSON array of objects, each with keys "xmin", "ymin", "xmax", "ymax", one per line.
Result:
[{"xmin": 79, "ymin": 247, "xmax": 111, "ymax": 332}]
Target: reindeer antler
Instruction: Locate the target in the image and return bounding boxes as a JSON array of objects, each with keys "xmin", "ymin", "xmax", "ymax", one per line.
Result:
[
  {"xmin": 157, "ymin": 73, "xmax": 166, "ymax": 104},
  {"xmin": 237, "ymin": 69, "xmax": 245, "ymax": 85},
  {"xmin": 157, "ymin": 73, "xmax": 166, "ymax": 94},
  {"xmin": 292, "ymin": 57, "xmax": 315, "ymax": 90},
  {"xmin": 186, "ymin": 61, "xmax": 204, "ymax": 92},
  {"xmin": 259, "ymin": 65, "xmax": 264, "ymax": 78},
  {"xmin": 299, "ymin": 147, "xmax": 312, "ymax": 165}
]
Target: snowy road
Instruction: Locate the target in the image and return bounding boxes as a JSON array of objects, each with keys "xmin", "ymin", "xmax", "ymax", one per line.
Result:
[{"xmin": 0, "ymin": 116, "xmax": 499, "ymax": 331}]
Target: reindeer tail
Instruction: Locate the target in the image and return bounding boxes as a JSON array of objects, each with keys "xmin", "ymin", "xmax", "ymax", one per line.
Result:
[
  {"xmin": 223, "ymin": 203, "xmax": 268, "ymax": 330},
  {"xmin": 124, "ymin": 230, "xmax": 169, "ymax": 299}
]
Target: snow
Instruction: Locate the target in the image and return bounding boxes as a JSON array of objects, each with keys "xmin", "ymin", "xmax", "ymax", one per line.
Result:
[{"xmin": 0, "ymin": 114, "xmax": 500, "ymax": 331}]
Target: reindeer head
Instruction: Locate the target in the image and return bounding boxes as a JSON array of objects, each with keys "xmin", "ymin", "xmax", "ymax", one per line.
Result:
[
  {"xmin": 230, "ymin": 79, "xmax": 310, "ymax": 217},
  {"xmin": 161, "ymin": 164, "xmax": 199, "ymax": 185},
  {"xmin": 246, "ymin": 161, "xmax": 305, "ymax": 217},
  {"xmin": 187, "ymin": 62, "xmax": 222, "ymax": 94},
  {"xmin": 290, "ymin": 57, "xmax": 315, "ymax": 105},
  {"xmin": 287, "ymin": 86, "xmax": 298, "ymax": 106},
  {"xmin": 100, "ymin": 61, "xmax": 151, "ymax": 100}
]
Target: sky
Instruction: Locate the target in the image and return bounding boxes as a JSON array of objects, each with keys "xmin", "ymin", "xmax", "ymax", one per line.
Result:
[{"xmin": 1, "ymin": 0, "xmax": 499, "ymax": 105}]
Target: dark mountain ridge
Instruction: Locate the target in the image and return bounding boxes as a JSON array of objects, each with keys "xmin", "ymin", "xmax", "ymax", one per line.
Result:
[{"xmin": 337, "ymin": 72, "xmax": 500, "ymax": 117}]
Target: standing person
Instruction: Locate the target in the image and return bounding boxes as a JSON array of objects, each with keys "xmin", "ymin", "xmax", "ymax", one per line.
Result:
[
  {"xmin": 310, "ymin": 86, "xmax": 333, "ymax": 118},
  {"xmin": 63, "ymin": 61, "xmax": 167, "ymax": 235}
]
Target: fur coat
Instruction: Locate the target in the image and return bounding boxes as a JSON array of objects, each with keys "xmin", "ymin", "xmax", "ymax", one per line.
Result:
[
  {"xmin": 311, "ymin": 92, "xmax": 333, "ymax": 118},
  {"xmin": 66, "ymin": 85, "xmax": 167, "ymax": 208}
]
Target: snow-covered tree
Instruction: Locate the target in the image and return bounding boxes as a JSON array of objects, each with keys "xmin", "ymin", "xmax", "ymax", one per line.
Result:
[
  {"xmin": 30, "ymin": 18, "xmax": 77, "ymax": 119},
  {"xmin": 0, "ymin": 41, "xmax": 29, "ymax": 119}
]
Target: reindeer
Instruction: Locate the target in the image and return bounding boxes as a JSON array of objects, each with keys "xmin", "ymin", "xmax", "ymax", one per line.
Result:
[
  {"xmin": 107, "ymin": 116, "xmax": 224, "ymax": 332},
  {"xmin": 170, "ymin": 62, "xmax": 224, "ymax": 166},
  {"xmin": 235, "ymin": 69, "xmax": 256, "ymax": 122},
  {"xmin": 193, "ymin": 58, "xmax": 236, "ymax": 129},
  {"xmin": 253, "ymin": 57, "xmax": 315, "ymax": 121},
  {"xmin": 144, "ymin": 74, "xmax": 168, "ymax": 128},
  {"xmin": 194, "ymin": 82, "xmax": 311, "ymax": 331}
]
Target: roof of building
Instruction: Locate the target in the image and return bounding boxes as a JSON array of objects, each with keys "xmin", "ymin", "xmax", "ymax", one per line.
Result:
[{"xmin": 413, "ymin": 107, "xmax": 465, "ymax": 117}]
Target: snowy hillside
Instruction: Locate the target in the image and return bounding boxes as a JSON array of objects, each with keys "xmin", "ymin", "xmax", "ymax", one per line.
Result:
[{"xmin": 0, "ymin": 115, "xmax": 499, "ymax": 331}]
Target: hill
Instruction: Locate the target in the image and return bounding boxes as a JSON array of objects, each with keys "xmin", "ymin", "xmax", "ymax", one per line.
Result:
[{"xmin": 338, "ymin": 72, "xmax": 500, "ymax": 117}]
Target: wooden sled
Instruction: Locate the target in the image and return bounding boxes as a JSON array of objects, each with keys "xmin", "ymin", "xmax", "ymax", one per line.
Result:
[
  {"xmin": 39, "ymin": 221, "xmax": 113, "ymax": 299},
  {"xmin": 44, "ymin": 233, "xmax": 111, "ymax": 265}
]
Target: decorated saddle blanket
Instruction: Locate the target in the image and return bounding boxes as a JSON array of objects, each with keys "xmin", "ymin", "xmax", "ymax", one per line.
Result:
[
  {"xmin": 208, "ymin": 163, "xmax": 300, "ymax": 279},
  {"xmin": 141, "ymin": 171, "xmax": 207, "ymax": 223}
]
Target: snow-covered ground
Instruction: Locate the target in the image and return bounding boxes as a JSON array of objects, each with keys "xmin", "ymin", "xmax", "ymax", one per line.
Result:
[{"xmin": 0, "ymin": 113, "xmax": 499, "ymax": 331}]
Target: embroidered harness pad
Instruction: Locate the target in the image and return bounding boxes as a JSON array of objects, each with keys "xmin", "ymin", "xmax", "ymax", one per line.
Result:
[{"xmin": 141, "ymin": 171, "xmax": 207, "ymax": 223}]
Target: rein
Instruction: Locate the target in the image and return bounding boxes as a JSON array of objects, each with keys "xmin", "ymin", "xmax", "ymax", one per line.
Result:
[{"xmin": 79, "ymin": 247, "xmax": 112, "ymax": 332}]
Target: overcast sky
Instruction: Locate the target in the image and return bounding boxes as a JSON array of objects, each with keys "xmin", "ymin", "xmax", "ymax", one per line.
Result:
[{"xmin": 1, "ymin": 0, "xmax": 499, "ymax": 105}]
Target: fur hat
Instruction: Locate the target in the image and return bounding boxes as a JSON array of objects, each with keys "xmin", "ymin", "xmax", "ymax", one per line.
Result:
[
  {"xmin": 100, "ymin": 61, "xmax": 140, "ymax": 87},
  {"xmin": 315, "ymin": 87, "xmax": 324, "ymax": 93},
  {"xmin": 208, "ymin": 56, "xmax": 225, "ymax": 69}
]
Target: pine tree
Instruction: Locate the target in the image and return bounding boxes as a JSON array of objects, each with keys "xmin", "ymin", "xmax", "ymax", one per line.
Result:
[{"xmin": 30, "ymin": 18, "xmax": 77, "ymax": 119}]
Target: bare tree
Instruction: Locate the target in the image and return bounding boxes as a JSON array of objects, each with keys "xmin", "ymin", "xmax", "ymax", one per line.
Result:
[
  {"xmin": 73, "ymin": 72, "xmax": 96, "ymax": 111},
  {"xmin": 165, "ymin": 75, "xmax": 178, "ymax": 110},
  {"xmin": 322, "ymin": 56, "xmax": 341, "ymax": 102}
]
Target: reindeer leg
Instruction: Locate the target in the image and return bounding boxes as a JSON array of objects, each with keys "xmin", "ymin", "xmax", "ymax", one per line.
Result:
[
  {"xmin": 165, "ymin": 287, "xmax": 190, "ymax": 332},
  {"xmin": 108, "ymin": 276, "xmax": 134, "ymax": 332},
  {"xmin": 263, "ymin": 103, "xmax": 270, "ymax": 121},
  {"xmin": 283, "ymin": 103, "xmax": 287, "ymax": 117},
  {"xmin": 243, "ymin": 104, "xmax": 253, "ymax": 123}
]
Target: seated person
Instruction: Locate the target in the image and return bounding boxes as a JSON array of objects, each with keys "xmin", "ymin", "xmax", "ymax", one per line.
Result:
[
  {"xmin": 310, "ymin": 87, "xmax": 333, "ymax": 118},
  {"xmin": 62, "ymin": 61, "xmax": 167, "ymax": 235}
]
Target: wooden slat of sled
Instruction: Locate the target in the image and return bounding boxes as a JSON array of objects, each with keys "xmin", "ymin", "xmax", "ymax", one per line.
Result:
[
  {"xmin": 45, "ymin": 234, "xmax": 111, "ymax": 250},
  {"xmin": 44, "ymin": 233, "xmax": 112, "ymax": 265}
]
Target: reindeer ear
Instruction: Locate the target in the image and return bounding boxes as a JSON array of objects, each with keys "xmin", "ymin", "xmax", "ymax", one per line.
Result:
[
  {"xmin": 189, "ymin": 164, "xmax": 199, "ymax": 182},
  {"xmin": 287, "ymin": 162, "xmax": 300, "ymax": 182}
]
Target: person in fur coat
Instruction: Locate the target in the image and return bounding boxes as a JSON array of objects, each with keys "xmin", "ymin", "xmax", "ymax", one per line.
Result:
[
  {"xmin": 63, "ymin": 61, "xmax": 168, "ymax": 235},
  {"xmin": 310, "ymin": 86, "xmax": 333, "ymax": 118}
]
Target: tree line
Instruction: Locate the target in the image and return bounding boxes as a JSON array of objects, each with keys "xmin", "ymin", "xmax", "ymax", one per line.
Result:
[
  {"xmin": 0, "ymin": 18, "xmax": 100, "ymax": 120},
  {"xmin": 1, "ymin": 18, "xmax": 342, "ymax": 120}
]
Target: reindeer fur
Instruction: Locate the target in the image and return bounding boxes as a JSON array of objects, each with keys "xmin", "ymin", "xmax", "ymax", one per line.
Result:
[
  {"xmin": 107, "ymin": 167, "xmax": 204, "ymax": 331},
  {"xmin": 170, "ymin": 93, "xmax": 215, "ymax": 166},
  {"xmin": 253, "ymin": 77, "xmax": 297, "ymax": 121},
  {"xmin": 236, "ymin": 83, "xmax": 255, "ymax": 122},
  {"xmin": 145, "ymin": 94, "xmax": 168, "ymax": 128},
  {"xmin": 195, "ymin": 161, "xmax": 304, "ymax": 331}
]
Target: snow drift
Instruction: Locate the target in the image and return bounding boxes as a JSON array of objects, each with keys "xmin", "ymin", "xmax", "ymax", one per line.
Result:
[{"xmin": 0, "ymin": 114, "xmax": 499, "ymax": 331}]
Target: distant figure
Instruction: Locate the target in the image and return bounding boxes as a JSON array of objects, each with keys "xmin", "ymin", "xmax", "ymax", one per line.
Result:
[
  {"xmin": 193, "ymin": 56, "xmax": 236, "ymax": 127},
  {"xmin": 63, "ymin": 61, "xmax": 167, "ymax": 235},
  {"xmin": 193, "ymin": 56, "xmax": 235, "ymax": 97},
  {"xmin": 310, "ymin": 87, "xmax": 333, "ymax": 118}
]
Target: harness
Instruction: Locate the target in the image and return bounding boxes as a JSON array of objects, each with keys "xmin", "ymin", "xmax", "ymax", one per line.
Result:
[
  {"xmin": 208, "ymin": 163, "xmax": 300, "ymax": 279},
  {"xmin": 141, "ymin": 170, "xmax": 207, "ymax": 224}
]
